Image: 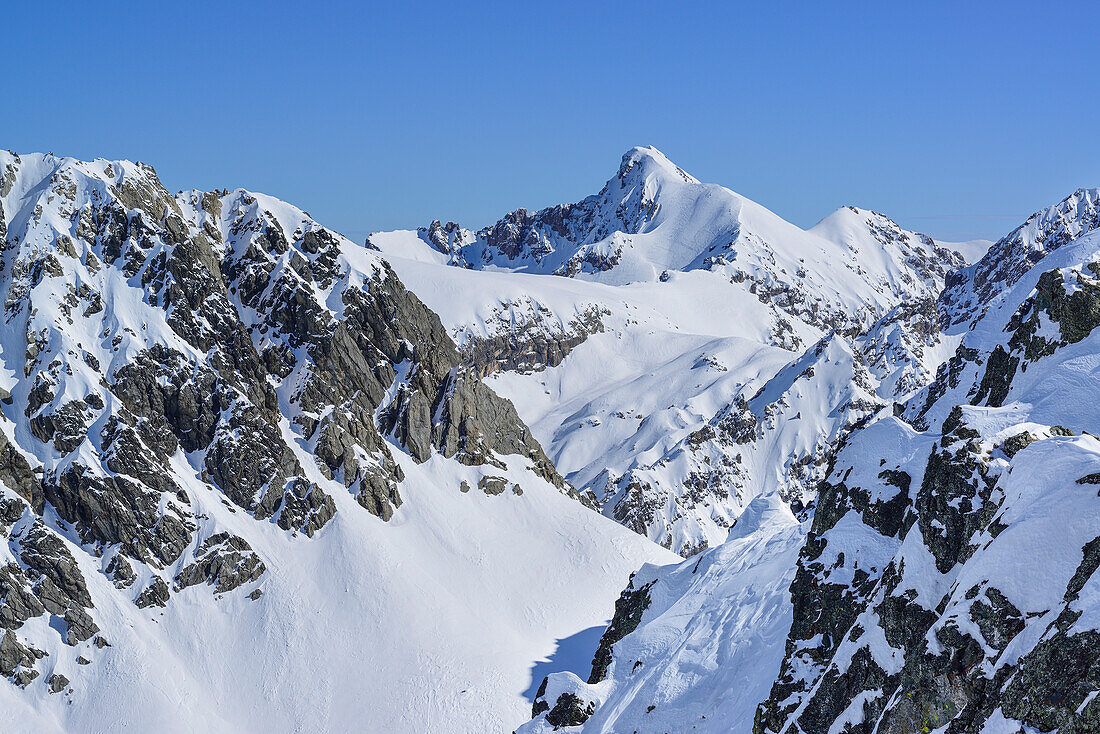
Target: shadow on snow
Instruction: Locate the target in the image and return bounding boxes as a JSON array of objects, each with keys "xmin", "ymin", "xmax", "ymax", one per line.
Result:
[{"xmin": 524, "ymin": 623, "xmax": 607, "ymax": 702}]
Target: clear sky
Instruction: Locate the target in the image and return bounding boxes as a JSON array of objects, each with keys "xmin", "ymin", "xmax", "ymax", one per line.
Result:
[{"xmin": 7, "ymin": 1, "xmax": 1100, "ymax": 243}]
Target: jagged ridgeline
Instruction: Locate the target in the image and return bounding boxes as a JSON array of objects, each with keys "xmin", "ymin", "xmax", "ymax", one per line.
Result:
[{"xmin": 0, "ymin": 152, "xmax": 591, "ymax": 693}]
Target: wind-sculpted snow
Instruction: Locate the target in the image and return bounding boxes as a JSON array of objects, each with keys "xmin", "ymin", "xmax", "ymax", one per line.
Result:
[
  {"xmin": 0, "ymin": 151, "xmax": 674, "ymax": 732},
  {"xmin": 519, "ymin": 494, "xmax": 807, "ymax": 734}
]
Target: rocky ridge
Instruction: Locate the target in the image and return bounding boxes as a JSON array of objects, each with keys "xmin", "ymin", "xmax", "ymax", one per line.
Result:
[
  {"xmin": 0, "ymin": 150, "xmax": 584, "ymax": 694},
  {"xmin": 755, "ymin": 227, "xmax": 1100, "ymax": 732},
  {"xmin": 938, "ymin": 187, "xmax": 1100, "ymax": 328}
]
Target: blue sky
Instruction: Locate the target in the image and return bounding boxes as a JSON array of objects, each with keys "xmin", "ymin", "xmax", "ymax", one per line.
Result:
[{"xmin": 7, "ymin": 1, "xmax": 1099, "ymax": 242}]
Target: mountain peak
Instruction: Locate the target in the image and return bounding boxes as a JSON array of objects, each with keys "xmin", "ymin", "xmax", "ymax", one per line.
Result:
[
  {"xmin": 616, "ymin": 146, "xmax": 698, "ymax": 185},
  {"xmin": 812, "ymin": 204, "xmax": 905, "ymax": 229}
]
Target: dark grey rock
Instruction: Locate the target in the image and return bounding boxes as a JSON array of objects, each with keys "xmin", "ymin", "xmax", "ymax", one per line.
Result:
[
  {"xmin": 0, "ymin": 427, "xmax": 43, "ymax": 512},
  {"xmin": 47, "ymin": 672, "xmax": 69, "ymax": 693},
  {"xmin": 111, "ymin": 346, "xmax": 224, "ymax": 453},
  {"xmin": 106, "ymin": 554, "xmax": 136, "ymax": 589},
  {"xmin": 589, "ymin": 578, "xmax": 655, "ymax": 684},
  {"xmin": 63, "ymin": 606, "xmax": 99, "ymax": 645},
  {"xmin": 46, "ymin": 465, "xmax": 190, "ymax": 566},
  {"xmin": 134, "ymin": 578, "xmax": 170, "ymax": 609},
  {"xmin": 18, "ymin": 520, "xmax": 93, "ymax": 609},
  {"xmin": 1002, "ymin": 431, "xmax": 1036, "ymax": 458},
  {"xmin": 0, "ymin": 631, "xmax": 34, "ymax": 675},
  {"xmin": 355, "ymin": 470, "xmax": 403, "ymax": 521},
  {"xmin": 545, "ymin": 692, "xmax": 596, "ymax": 728},
  {"xmin": 0, "ymin": 564, "xmax": 45, "ymax": 629},
  {"xmin": 174, "ymin": 533, "xmax": 265, "ymax": 594},
  {"xmin": 477, "ymin": 475, "xmax": 509, "ymax": 496}
]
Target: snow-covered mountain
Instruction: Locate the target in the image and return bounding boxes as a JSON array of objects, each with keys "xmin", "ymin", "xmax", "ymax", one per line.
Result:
[
  {"xmin": 938, "ymin": 187, "xmax": 1100, "ymax": 327},
  {"xmin": 0, "ymin": 151, "xmax": 675, "ymax": 733},
  {"xmin": 371, "ymin": 147, "xmax": 965, "ymax": 556},
  {"xmin": 391, "ymin": 147, "xmax": 964, "ymax": 334},
  {"xmin": 521, "ymin": 191, "xmax": 1100, "ymax": 733},
  {"xmin": 6, "ymin": 144, "xmax": 1097, "ymax": 734}
]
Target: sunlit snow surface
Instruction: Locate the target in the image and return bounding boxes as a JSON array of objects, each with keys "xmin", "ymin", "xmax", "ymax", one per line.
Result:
[
  {"xmin": 519, "ymin": 494, "xmax": 808, "ymax": 734},
  {"xmin": 0, "ymin": 451, "xmax": 673, "ymax": 733}
]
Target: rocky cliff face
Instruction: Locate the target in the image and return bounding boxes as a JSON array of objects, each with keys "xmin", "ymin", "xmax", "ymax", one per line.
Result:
[
  {"xmin": 0, "ymin": 151, "xmax": 585, "ymax": 693},
  {"xmin": 755, "ymin": 224, "xmax": 1100, "ymax": 733}
]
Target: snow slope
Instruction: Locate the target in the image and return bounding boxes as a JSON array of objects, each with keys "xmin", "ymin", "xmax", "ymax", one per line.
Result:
[
  {"xmin": 518, "ymin": 493, "xmax": 807, "ymax": 734},
  {"xmin": 0, "ymin": 452, "xmax": 673, "ymax": 733}
]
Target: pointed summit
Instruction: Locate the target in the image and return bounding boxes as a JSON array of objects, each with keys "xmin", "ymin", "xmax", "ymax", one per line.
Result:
[{"xmin": 615, "ymin": 146, "xmax": 698, "ymax": 185}]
